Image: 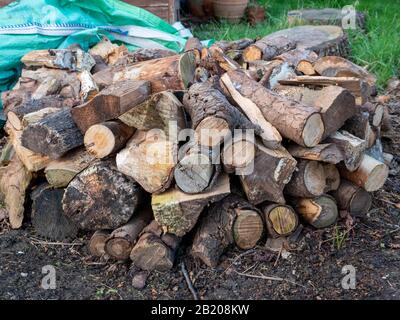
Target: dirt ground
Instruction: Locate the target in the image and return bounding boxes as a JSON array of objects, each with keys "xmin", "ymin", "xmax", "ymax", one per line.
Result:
[{"xmin": 1, "ymin": 91, "xmax": 400, "ymax": 300}]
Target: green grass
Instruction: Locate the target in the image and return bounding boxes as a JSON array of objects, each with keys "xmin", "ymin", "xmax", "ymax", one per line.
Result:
[{"xmin": 193, "ymin": 0, "xmax": 400, "ymax": 90}]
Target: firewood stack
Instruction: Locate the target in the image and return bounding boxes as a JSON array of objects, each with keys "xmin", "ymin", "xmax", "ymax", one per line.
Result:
[{"xmin": 0, "ymin": 29, "xmax": 390, "ymax": 271}]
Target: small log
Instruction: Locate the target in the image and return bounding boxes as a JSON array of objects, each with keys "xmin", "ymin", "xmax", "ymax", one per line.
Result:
[
  {"xmin": 332, "ymin": 180, "xmax": 372, "ymax": 217},
  {"xmin": 31, "ymin": 184, "xmax": 78, "ymax": 240},
  {"xmin": 342, "ymin": 111, "xmax": 376, "ymax": 148},
  {"xmin": 21, "ymin": 107, "xmax": 69, "ymax": 128},
  {"xmin": 276, "ymin": 49, "xmax": 318, "ymax": 73},
  {"xmin": 326, "ymin": 131, "xmax": 367, "ymax": 172},
  {"xmin": 84, "ymin": 121, "xmax": 135, "ymax": 159},
  {"xmin": 78, "ymin": 70, "xmax": 99, "ymax": 102},
  {"xmin": 243, "ymin": 35, "xmax": 296, "ymax": 62},
  {"xmin": 287, "ymin": 143, "xmax": 344, "ymax": 164},
  {"xmin": 191, "ymin": 194, "xmax": 264, "ymax": 267},
  {"xmin": 71, "ymin": 80, "xmax": 151, "ymax": 133},
  {"xmin": 224, "ymin": 70, "xmax": 324, "ymax": 147},
  {"xmin": 361, "ymin": 102, "xmax": 384, "ymax": 128},
  {"xmin": 338, "ymin": 154, "xmax": 389, "ymax": 192},
  {"xmin": 295, "ymin": 195, "xmax": 338, "ymax": 228},
  {"xmin": 247, "ymin": 59, "xmax": 282, "ymax": 82},
  {"xmin": 89, "ymin": 230, "xmax": 110, "ymax": 257},
  {"xmin": 21, "ymin": 109, "xmax": 84, "ymax": 159},
  {"xmin": 105, "ymin": 208, "xmax": 153, "ymax": 261},
  {"xmin": 116, "ymin": 130, "xmax": 177, "ymax": 194},
  {"xmin": 185, "ymin": 37, "xmax": 203, "ymax": 64},
  {"xmin": 323, "ymin": 163, "xmax": 341, "ymax": 193},
  {"xmin": 263, "ymin": 204, "xmax": 298, "ymax": 238},
  {"xmin": 221, "ymin": 138, "xmax": 255, "ymax": 173},
  {"xmin": 128, "ymin": 48, "xmax": 176, "ymax": 63},
  {"xmin": 152, "ymin": 173, "xmax": 231, "ymax": 236},
  {"xmin": 62, "ymin": 161, "xmax": 142, "ymax": 230},
  {"xmin": 93, "ymin": 53, "xmax": 196, "ymax": 93},
  {"xmin": 212, "ymin": 39, "xmax": 255, "ymax": 52},
  {"xmin": 0, "ymin": 154, "xmax": 32, "ymax": 229},
  {"xmin": 89, "ymin": 37, "xmax": 120, "ymax": 62},
  {"xmin": 44, "ymin": 148, "xmax": 95, "ymax": 188},
  {"xmin": 285, "ymin": 159, "xmax": 326, "ymax": 198},
  {"xmin": 183, "ymin": 81, "xmax": 259, "ymax": 147}
]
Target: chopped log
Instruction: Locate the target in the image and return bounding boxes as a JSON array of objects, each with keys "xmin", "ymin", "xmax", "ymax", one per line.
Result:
[
  {"xmin": 323, "ymin": 163, "xmax": 341, "ymax": 192},
  {"xmin": 31, "ymin": 184, "xmax": 78, "ymax": 240},
  {"xmin": 212, "ymin": 39, "xmax": 255, "ymax": 52},
  {"xmin": 116, "ymin": 130, "xmax": 177, "ymax": 194},
  {"xmin": 220, "ymin": 72, "xmax": 282, "ymax": 149},
  {"xmin": 191, "ymin": 194, "xmax": 263, "ymax": 267},
  {"xmin": 343, "ymin": 111, "xmax": 376, "ymax": 148},
  {"xmin": 5, "ymin": 121, "xmax": 50, "ymax": 172},
  {"xmin": 247, "ymin": 59, "xmax": 281, "ymax": 82},
  {"xmin": 183, "ymin": 81, "xmax": 260, "ymax": 147},
  {"xmin": 225, "ymin": 70, "xmax": 324, "ymax": 147},
  {"xmin": 263, "ymin": 203, "xmax": 298, "ymax": 239},
  {"xmin": 295, "ymin": 195, "xmax": 338, "ymax": 228},
  {"xmin": 185, "ymin": 37, "xmax": 203, "ymax": 64},
  {"xmin": 332, "ymin": 180, "xmax": 372, "ymax": 217},
  {"xmin": 128, "ymin": 48, "xmax": 176, "ymax": 63},
  {"xmin": 93, "ymin": 53, "xmax": 196, "ymax": 93},
  {"xmin": 21, "ymin": 109, "xmax": 84, "ymax": 159},
  {"xmin": 276, "ymin": 49, "xmax": 318, "ymax": 73},
  {"xmin": 62, "ymin": 161, "xmax": 142, "ymax": 230},
  {"xmin": 71, "ymin": 80, "xmax": 151, "ymax": 133},
  {"xmin": 339, "ymin": 154, "xmax": 389, "ymax": 192},
  {"xmin": 243, "ymin": 35, "xmax": 297, "ymax": 62},
  {"xmin": 275, "ymin": 85, "xmax": 357, "ymax": 139},
  {"xmin": 31, "ymin": 77, "xmax": 61, "ymax": 100},
  {"xmin": 152, "ymin": 173, "xmax": 230, "ymax": 236},
  {"xmin": 287, "ymin": 143, "xmax": 344, "ymax": 164},
  {"xmin": 383, "ymin": 152, "xmax": 394, "ymax": 166},
  {"xmin": 89, "ymin": 37, "xmax": 120, "ymax": 62},
  {"xmin": 21, "ymin": 107, "xmax": 69, "ymax": 128},
  {"xmin": 285, "ymin": 159, "xmax": 326, "ymax": 198},
  {"xmin": 221, "ymin": 138, "xmax": 255, "ymax": 173},
  {"xmin": 0, "ymin": 154, "xmax": 32, "ymax": 229},
  {"xmin": 209, "ymin": 46, "xmax": 242, "ymax": 72},
  {"xmin": 105, "ymin": 208, "xmax": 153, "ymax": 261},
  {"xmin": 44, "ymin": 148, "xmax": 95, "ymax": 188},
  {"xmin": 84, "ymin": 121, "xmax": 135, "ymax": 159},
  {"xmin": 89, "ymin": 230, "xmax": 110, "ymax": 257},
  {"xmin": 118, "ymin": 91, "xmax": 186, "ymax": 134},
  {"xmin": 279, "ymin": 76, "xmax": 369, "ymax": 105},
  {"xmin": 326, "ymin": 131, "xmax": 367, "ymax": 171},
  {"xmin": 361, "ymin": 102, "xmax": 384, "ymax": 128},
  {"xmin": 78, "ymin": 70, "xmax": 99, "ymax": 102},
  {"xmin": 238, "ymin": 141, "xmax": 297, "ymax": 204},
  {"xmin": 0, "ymin": 141, "xmax": 15, "ymax": 166},
  {"xmin": 21, "ymin": 48, "xmax": 95, "ymax": 71},
  {"xmin": 381, "ymin": 106, "xmax": 392, "ymax": 133}
]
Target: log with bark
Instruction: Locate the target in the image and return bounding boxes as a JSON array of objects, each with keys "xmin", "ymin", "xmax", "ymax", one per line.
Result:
[
  {"xmin": 295, "ymin": 195, "xmax": 338, "ymax": 228},
  {"xmin": 89, "ymin": 230, "xmax": 110, "ymax": 257},
  {"xmin": 361, "ymin": 102, "xmax": 384, "ymax": 128},
  {"xmin": 323, "ymin": 163, "xmax": 341, "ymax": 193},
  {"xmin": 287, "ymin": 143, "xmax": 344, "ymax": 164},
  {"xmin": 243, "ymin": 35, "xmax": 297, "ymax": 62},
  {"xmin": 275, "ymin": 49, "xmax": 318, "ymax": 75},
  {"xmin": 342, "ymin": 111, "xmax": 376, "ymax": 148},
  {"xmin": 263, "ymin": 204, "xmax": 298, "ymax": 238}
]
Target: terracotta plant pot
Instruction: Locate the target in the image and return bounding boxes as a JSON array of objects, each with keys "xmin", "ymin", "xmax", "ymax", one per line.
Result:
[
  {"xmin": 213, "ymin": 0, "xmax": 249, "ymax": 22},
  {"xmin": 247, "ymin": 5, "xmax": 266, "ymax": 25}
]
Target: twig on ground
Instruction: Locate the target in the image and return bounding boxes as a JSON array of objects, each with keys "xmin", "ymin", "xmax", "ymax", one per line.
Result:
[
  {"xmin": 233, "ymin": 269, "xmax": 306, "ymax": 288},
  {"xmin": 181, "ymin": 261, "xmax": 199, "ymax": 300}
]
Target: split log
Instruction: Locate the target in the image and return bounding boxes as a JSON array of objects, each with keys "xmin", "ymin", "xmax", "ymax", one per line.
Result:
[
  {"xmin": 221, "ymin": 138, "xmax": 255, "ymax": 173},
  {"xmin": 285, "ymin": 159, "xmax": 326, "ymax": 198},
  {"xmin": 326, "ymin": 131, "xmax": 367, "ymax": 172},
  {"xmin": 342, "ymin": 111, "xmax": 376, "ymax": 148},
  {"xmin": 118, "ymin": 91, "xmax": 186, "ymax": 134},
  {"xmin": 223, "ymin": 70, "xmax": 324, "ymax": 147},
  {"xmin": 323, "ymin": 164, "xmax": 341, "ymax": 193},
  {"xmin": 89, "ymin": 230, "xmax": 110, "ymax": 257},
  {"xmin": 89, "ymin": 37, "xmax": 121, "ymax": 62},
  {"xmin": 274, "ymin": 85, "xmax": 357, "ymax": 139},
  {"xmin": 71, "ymin": 80, "xmax": 151, "ymax": 133},
  {"xmin": 361, "ymin": 102, "xmax": 384, "ymax": 128},
  {"xmin": 185, "ymin": 37, "xmax": 203, "ymax": 64},
  {"xmin": 243, "ymin": 35, "xmax": 296, "ymax": 62},
  {"xmin": 21, "ymin": 109, "xmax": 84, "ymax": 159},
  {"xmin": 276, "ymin": 49, "xmax": 318, "ymax": 75},
  {"xmin": 31, "ymin": 184, "xmax": 78, "ymax": 240},
  {"xmin": 338, "ymin": 154, "xmax": 389, "ymax": 192},
  {"xmin": 84, "ymin": 121, "xmax": 135, "ymax": 159},
  {"xmin": 287, "ymin": 143, "xmax": 344, "ymax": 164},
  {"xmin": 21, "ymin": 107, "xmax": 69, "ymax": 128},
  {"xmin": 44, "ymin": 148, "xmax": 95, "ymax": 188},
  {"xmin": 209, "ymin": 46, "xmax": 242, "ymax": 72},
  {"xmin": 212, "ymin": 39, "xmax": 255, "ymax": 52},
  {"xmin": 332, "ymin": 180, "xmax": 372, "ymax": 217},
  {"xmin": 247, "ymin": 60, "xmax": 281, "ymax": 82},
  {"xmin": 62, "ymin": 161, "xmax": 142, "ymax": 230},
  {"xmin": 238, "ymin": 141, "xmax": 297, "ymax": 204},
  {"xmin": 93, "ymin": 53, "xmax": 196, "ymax": 93},
  {"xmin": 183, "ymin": 81, "xmax": 260, "ymax": 147},
  {"xmin": 116, "ymin": 130, "xmax": 177, "ymax": 194},
  {"xmin": 295, "ymin": 195, "xmax": 338, "ymax": 228},
  {"xmin": 0, "ymin": 155, "xmax": 32, "ymax": 229},
  {"xmin": 263, "ymin": 204, "xmax": 298, "ymax": 238},
  {"xmin": 78, "ymin": 70, "xmax": 99, "ymax": 102},
  {"xmin": 105, "ymin": 208, "xmax": 153, "ymax": 261},
  {"xmin": 21, "ymin": 48, "xmax": 95, "ymax": 71},
  {"xmin": 151, "ymin": 173, "xmax": 231, "ymax": 236},
  {"xmin": 191, "ymin": 194, "xmax": 264, "ymax": 267},
  {"xmin": 128, "ymin": 48, "xmax": 176, "ymax": 63}
]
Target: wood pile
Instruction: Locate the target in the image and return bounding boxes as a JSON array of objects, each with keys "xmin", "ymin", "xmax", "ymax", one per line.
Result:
[{"xmin": 0, "ymin": 30, "xmax": 390, "ymax": 272}]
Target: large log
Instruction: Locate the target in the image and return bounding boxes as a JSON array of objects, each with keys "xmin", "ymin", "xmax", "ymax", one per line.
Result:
[
  {"xmin": 93, "ymin": 53, "xmax": 196, "ymax": 92},
  {"xmin": 62, "ymin": 161, "xmax": 142, "ymax": 230},
  {"xmin": 263, "ymin": 204, "xmax": 298, "ymax": 238},
  {"xmin": 191, "ymin": 194, "xmax": 264, "ymax": 267},
  {"xmin": 116, "ymin": 130, "xmax": 177, "ymax": 194},
  {"xmin": 295, "ymin": 195, "xmax": 338, "ymax": 228},
  {"xmin": 21, "ymin": 109, "xmax": 84, "ymax": 159},
  {"xmin": 151, "ymin": 174, "xmax": 231, "ymax": 237},
  {"xmin": 71, "ymin": 80, "xmax": 151, "ymax": 133},
  {"xmin": 224, "ymin": 70, "xmax": 324, "ymax": 147},
  {"xmin": 287, "ymin": 143, "xmax": 344, "ymax": 164},
  {"xmin": 31, "ymin": 184, "xmax": 78, "ymax": 240}
]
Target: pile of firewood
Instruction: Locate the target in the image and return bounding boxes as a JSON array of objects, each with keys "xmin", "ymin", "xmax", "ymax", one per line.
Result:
[{"xmin": 0, "ymin": 26, "xmax": 391, "ymax": 271}]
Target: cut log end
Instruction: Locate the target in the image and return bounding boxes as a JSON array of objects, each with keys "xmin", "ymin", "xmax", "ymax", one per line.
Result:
[
  {"xmin": 105, "ymin": 238, "xmax": 131, "ymax": 261},
  {"xmin": 302, "ymin": 113, "xmax": 325, "ymax": 147},
  {"xmin": 264, "ymin": 204, "xmax": 298, "ymax": 237},
  {"xmin": 233, "ymin": 209, "xmax": 264, "ymax": 249},
  {"xmin": 196, "ymin": 116, "xmax": 230, "ymax": 147},
  {"xmin": 89, "ymin": 230, "xmax": 110, "ymax": 257},
  {"xmin": 84, "ymin": 124, "xmax": 116, "ymax": 158},
  {"xmin": 222, "ymin": 140, "xmax": 255, "ymax": 173},
  {"xmin": 243, "ymin": 46, "xmax": 262, "ymax": 62},
  {"xmin": 296, "ymin": 195, "xmax": 338, "ymax": 229}
]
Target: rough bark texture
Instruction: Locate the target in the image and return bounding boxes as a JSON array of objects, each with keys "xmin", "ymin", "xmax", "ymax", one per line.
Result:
[
  {"xmin": 263, "ymin": 204, "xmax": 298, "ymax": 238},
  {"xmin": 323, "ymin": 163, "xmax": 341, "ymax": 193},
  {"xmin": 276, "ymin": 49, "xmax": 318, "ymax": 70},
  {"xmin": 287, "ymin": 143, "xmax": 344, "ymax": 164},
  {"xmin": 295, "ymin": 195, "xmax": 338, "ymax": 228}
]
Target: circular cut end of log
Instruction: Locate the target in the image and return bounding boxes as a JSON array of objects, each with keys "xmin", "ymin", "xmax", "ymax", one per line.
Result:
[
  {"xmin": 180, "ymin": 51, "xmax": 196, "ymax": 88},
  {"xmin": 222, "ymin": 140, "xmax": 255, "ymax": 172},
  {"xmin": 302, "ymin": 113, "xmax": 324, "ymax": 147},
  {"xmin": 350, "ymin": 189, "xmax": 372, "ymax": 216},
  {"xmin": 174, "ymin": 153, "xmax": 213, "ymax": 193},
  {"xmin": 89, "ymin": 231, "xmax": 109, "ymax": 257},
  {"xmin": 105, "ymin": 238, "xmax": 131, "ymax": 261},
  {"xmin": 196, "ymin": 116, "xmax": 230, "ymax": 147},
  {"xmin": 304, "ymin": 161, "xmax": 326, "ymax": 196},
  {"xmin": 364, "ymin": 163, "xmax": 389, "ymax": 192},
  {"xmin": 7, "ymin": 112, "xmax": 22, "ymax": 131},
  {"xmin": 267, "ymin": 205, "xmax": 298, "ymax": 236},
  {"xmin": 243, "ymin": 45, "xmax": 262, "ymax": 62},
  {"xmin": 373, "ymin": 105, "xmax": 384, "ymax": 127},
  {"xmin": 84, "ymin": 124, "xmax": 115, "ymax": 159},
  {"xmin": 233, "ymin": 210, "xmax": 264, "ymax": 250}
]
